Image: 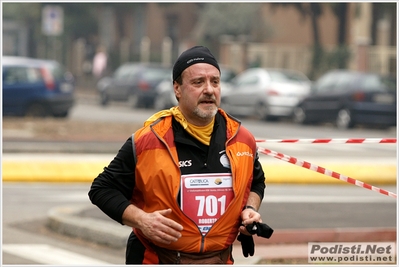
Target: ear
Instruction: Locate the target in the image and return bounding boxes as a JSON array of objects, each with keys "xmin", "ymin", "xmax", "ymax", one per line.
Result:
[{"xmin": 173, "ymin": 81, "xmax": 181, "ymax": 99}]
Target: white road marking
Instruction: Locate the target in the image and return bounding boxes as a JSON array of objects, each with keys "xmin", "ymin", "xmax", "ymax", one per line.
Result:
[
  {"xmin": 41, "ymin": 193, "xmax": 90, "ymax": 202},
  {"xmin": 263, "ymin": 195, "xmax": 396, "ymax": 203},
  {"xmin": 2, "ymin": 244, "xmax": 110, "ymax": 265}
]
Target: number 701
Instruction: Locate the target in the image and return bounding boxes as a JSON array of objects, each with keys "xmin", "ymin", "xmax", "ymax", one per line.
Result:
[{"xmin": 195, "ymin": 195, "xmax": 226, "ymax": 216}]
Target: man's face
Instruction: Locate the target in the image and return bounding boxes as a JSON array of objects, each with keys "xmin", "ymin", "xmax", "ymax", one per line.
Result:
[{"xmin": 174, "ymin": 63, "xmax": 221, "ymax": 126}]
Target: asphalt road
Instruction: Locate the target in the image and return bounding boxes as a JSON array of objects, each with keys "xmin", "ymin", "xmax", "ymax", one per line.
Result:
[
  {"xmin": 2, "ymin": 183, "xmax": 125, "ymax": 265},
  {"xmin": 2, "ymin": 181, "xmax": 396, "ymax": 264},
  {"xmin": 80, "ymin": 183, "xmax": 396, "ymax": 229},
  {"xmin": 3, "ymin": 95, "xmax": 397, "ymax": 159}
]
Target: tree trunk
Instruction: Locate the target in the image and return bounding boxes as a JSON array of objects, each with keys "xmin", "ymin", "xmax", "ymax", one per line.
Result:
[
  {"xmin": 309, "ymin": 3, "xmax": 323, "ymax": 80},
  {"xmin": 335, "ymin": 3, "xmax": 348, "ymax": 45}
]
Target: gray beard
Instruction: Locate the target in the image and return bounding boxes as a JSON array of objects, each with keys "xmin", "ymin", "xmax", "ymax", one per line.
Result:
[{"xmin": 193, "ymin": 106, "xmax": 218, "ymax": 121}]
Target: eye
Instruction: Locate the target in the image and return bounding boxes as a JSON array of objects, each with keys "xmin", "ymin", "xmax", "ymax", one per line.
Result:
[{"xmin": 213, "ymin": 79, "xmax": 220, "ymax": 85}]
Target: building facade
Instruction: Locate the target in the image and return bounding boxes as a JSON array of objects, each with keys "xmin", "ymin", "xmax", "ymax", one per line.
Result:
[{"xmin": 4, "ymin": 3, "xmax": 396, "ymax": 80}]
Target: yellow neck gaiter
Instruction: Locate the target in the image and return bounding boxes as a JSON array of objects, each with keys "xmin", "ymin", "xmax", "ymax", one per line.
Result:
[{"xmin": 144, "ymin": 106, "xmax": 214, "ymax": 145}]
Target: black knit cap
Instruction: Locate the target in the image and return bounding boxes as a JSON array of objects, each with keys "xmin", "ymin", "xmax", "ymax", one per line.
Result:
[{"xmin": 172, "ymin": 46, "xmax": 220, "ymax": 81}]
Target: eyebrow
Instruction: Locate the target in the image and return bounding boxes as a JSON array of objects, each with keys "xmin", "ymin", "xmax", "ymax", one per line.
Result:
[{"xmin": 191, "ymin": 74, "xmax": 220, "ymax": 80}]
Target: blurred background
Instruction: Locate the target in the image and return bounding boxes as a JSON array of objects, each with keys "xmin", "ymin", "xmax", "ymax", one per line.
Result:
[
  {"xmin": 3, "ymin": 2, "xmax": 396, "ymax": 85},
  {"xmin": 2, "ymin": 3, "xmax": 397, "ymax": 265}
]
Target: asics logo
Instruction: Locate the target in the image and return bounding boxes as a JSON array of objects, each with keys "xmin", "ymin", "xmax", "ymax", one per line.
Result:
[
  {"xmin": 236, "ymin": 151, "xmax": 253, "ymax": 157},
  {"xmin": 179, "ymin": 160, "xmax": 192, "ymax": 168}
]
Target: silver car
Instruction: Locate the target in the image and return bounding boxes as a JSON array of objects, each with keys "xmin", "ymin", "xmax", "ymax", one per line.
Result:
[{"xmin": 221, "ymin": 68, "xmax": 312, "ymax": 120}]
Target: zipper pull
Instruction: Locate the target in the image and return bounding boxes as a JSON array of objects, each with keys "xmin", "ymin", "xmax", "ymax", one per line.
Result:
[{"xmin": 176, "ymin": 251, "xmax": 181, "ymax": 264}]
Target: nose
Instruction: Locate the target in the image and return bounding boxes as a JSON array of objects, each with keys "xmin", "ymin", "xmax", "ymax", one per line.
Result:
[{"xmin": 203, "ymin": 79, "xmax": 216, "ymax": 95}]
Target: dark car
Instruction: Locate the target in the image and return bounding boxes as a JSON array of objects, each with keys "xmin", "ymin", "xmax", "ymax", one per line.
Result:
[
  {"xmin": 292, "ymin": 69, "xmax": 396, "ymax": 129},
  {"xmin": 2, "ymin": 56, "xmax": 75, "ymax": 117},
  {"xmin": 97, "ymin": 62, "xmax": 171, "ymax": 108}
]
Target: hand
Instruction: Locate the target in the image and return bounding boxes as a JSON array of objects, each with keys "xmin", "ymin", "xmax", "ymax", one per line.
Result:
[
  {"xmin": 239, "ymin": 208, "xmax": 262, "ymax": 235},
  {"xmin": 237, "ymin": 208, "xmax": 260, "ymax": 258},
  {"xmin": 136, "ymin": 208, "xmax": 183, "ymax": 245}
]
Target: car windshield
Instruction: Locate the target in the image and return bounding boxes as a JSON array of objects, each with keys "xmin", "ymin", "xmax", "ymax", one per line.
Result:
[
  {"xmin": 46, "ymin": 63, "xmax": 65, "ymax": 80},
  {"xmin": 269, "ymin": 70, "xmax": 308, "ymax": 83},
  {"xmin": 380, "ymin": 76, "xmax": 397, "ymax": 93},
  {"xmin": 114, "ymin": 65, "xmax": 139, "ymax": 79},
  {"xmin": 359, "ymin": 74, "xmax": 397, "ymax": 93},
  {"xmin": 221, "ymin": 69, "xmax": 236, "ymax": 82},
  {"xmin": 142, "ymin": 68, "xmax": 170, "ymax": 82},
  {"xmin": 3, "ymin": 66, "xmax": 42, "ymax": 84}
]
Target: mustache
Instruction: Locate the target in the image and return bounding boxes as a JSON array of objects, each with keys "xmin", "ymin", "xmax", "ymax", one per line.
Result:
[{"xmin": 198, "ymin": 96, "xmax": 217, "ymax": 103}]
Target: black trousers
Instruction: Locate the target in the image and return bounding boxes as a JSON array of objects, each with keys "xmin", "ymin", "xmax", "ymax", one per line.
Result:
[{"xmin": 125, "ymin": 231, "xmax": 146, "ymax": 264}]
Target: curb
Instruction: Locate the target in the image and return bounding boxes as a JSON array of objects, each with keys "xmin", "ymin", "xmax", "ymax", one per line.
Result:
[
  {"xmin": 2, "ymin": 155, "xmax": 397, "ymax": 184},
  {"xmin": 47, "ymin": 205, "xmax": 397, "ymax": 250},
  {"xmin": 47, "ymin": 205, "xmax": 131, "ymax": 249},
  {"xmin": 261, "ymin": 161, "xmax": 397, "ymax": 185},
  {"xmin": 252, "ymin": 227, "xmax": 397, "ymax": 245}
]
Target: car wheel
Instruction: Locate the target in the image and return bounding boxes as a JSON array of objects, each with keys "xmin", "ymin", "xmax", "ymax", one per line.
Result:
[
  {"xmin": 154, "ymin": 95, "xmax": 167, "ymax": 110},
  {"xmin": 54, "ymin": 110, "xmax": 69, "ymax": 118},
  {"xmin": 292, "ymin": 106, "xmax": 307, "ymax": 124},
  {"xmin": 26, "ymin": 103, "xmax": 48, "ymax": 117},
  {"xmin": 144, "ymin": 98, "xmax": 155, "ymax": 109},
  {"xmin": 377, "ymin": 124, "xmax": 390, "ymax": 130},
  {"xmin": 336, "ymin": 108, "xmax": 354, "ymax": 129},
  {"xmin": 128, "ymin": 94, "xmax": 139, "ymax": 108},
  {"xmin": 255, "ymin": 102, "xmax": 269, "ymax": 120},
  {"xmin": 100, "ymin": 91, "xmax": 109, "ymax": 106},
  {"xmin": 220, "ymin": 99, "xmax": 230, "ymax": 113}
]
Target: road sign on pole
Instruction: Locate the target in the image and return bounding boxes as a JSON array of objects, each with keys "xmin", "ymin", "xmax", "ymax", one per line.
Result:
[{"xmin": 42, "ymin": 5, "xmax": 64, "ymax": 36}]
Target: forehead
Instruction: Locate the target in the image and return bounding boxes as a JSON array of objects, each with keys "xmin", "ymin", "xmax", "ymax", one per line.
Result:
[{"xmin": 183, "ymin": 63, "xmax": 220, "ymax": 78}]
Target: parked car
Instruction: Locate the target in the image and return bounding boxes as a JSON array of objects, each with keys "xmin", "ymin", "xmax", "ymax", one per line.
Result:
[
  {"xmin": 153, "ymin": 78, "xmax": 177, "ymax": 110},
  {"xmin": 153, "ymin": 67, "xmax": 237, "ymax": 110},
  {"xmin": 292, "ymin": 69, "xmax": 397, "ymax": 129},
  {"xmin": 2, "ymin": 56, "xmax": 75, "ymax": 117},
  {"xmin": 220, "ymin": 68, "xmax": 312, "ymax": 120},
  {"xmin": 97, "ymin": 62, "xmax": 171, "ymax": 108}
]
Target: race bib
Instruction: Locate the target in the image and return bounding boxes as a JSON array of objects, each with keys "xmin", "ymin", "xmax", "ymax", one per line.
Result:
[{"xmin": 181, "ymin": 173, "xmax": 234, "ymax": 235}]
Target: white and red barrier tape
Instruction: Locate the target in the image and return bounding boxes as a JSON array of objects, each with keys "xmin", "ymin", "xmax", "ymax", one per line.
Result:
[
  {"xmin": 256, "ymin": 138, "xmax": 396, "ymax": 144},
  {"xmin": 258, "ymin": 147, "xmax": 397, "ymax": 199}
]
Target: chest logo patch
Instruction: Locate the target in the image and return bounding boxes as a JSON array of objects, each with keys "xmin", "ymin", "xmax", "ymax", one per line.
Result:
[{"xmin": 219, "ymin": 151, "xmax": 230, "ymax": 169}]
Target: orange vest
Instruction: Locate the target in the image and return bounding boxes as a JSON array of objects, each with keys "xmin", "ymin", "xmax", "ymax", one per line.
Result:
[{"xmin": 132, "ymin": 109, "xmax": 256, "ymax": 257}]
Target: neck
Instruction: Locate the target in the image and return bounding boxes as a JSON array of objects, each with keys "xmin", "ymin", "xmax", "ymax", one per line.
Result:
[{"xmin": 179, "ymin": 107, "xmax": 217, "ymax": 127}]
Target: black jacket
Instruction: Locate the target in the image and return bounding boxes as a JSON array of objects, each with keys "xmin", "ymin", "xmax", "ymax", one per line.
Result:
[{"xmin": 88, "ymin": 113, "xmax": 266, "ymax": 225}]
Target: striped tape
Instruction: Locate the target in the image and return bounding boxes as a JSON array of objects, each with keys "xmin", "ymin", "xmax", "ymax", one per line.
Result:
[
  {"xmin": 256, "ymin": 138, "xmax": 396, "ymax": 144},
  {"xmin": 258, "ymin": 147, "xmax": 397, "ymax": 198}
]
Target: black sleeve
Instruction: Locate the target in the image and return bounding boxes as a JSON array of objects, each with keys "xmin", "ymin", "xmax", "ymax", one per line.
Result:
[
  {"xmin": 250, "ymin": 150, "xmax": 266, "ymax": 201},
  {"xmin": 88, "ymin": 137, "xmax": 136, "ymax": 225}
]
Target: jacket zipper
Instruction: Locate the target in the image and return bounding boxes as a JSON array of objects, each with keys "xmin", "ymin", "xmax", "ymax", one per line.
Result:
[
  {"xmin": 200, "ymin": 123, "xmax": 240, "ymax": 253},
  {"xmin": 151, "ymin": 126, "xmax": 179, "ymax": 167},
  {"xmin": 150, "ymin": 119, "xmax": 241, "ymax": 255},
  {"xmin": 151, "ymin": 125, "xmax": 205, "ymax": 252}
]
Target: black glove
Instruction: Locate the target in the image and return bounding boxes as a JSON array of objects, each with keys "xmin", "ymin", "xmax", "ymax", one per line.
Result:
[
  {"xmin": 237, "ymin": 222, "xmax": 274, "ymax": 258},
  {"xmin": 237, "ymin": 233, "xmax": 254, "ymax": 257},
  {"xmin": 246, "ymin": 222, "xmax": 274, "ymax": 239}
]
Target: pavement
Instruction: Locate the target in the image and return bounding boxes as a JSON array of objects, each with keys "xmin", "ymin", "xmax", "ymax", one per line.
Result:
[
  {"xmin": 44, "ymin": 204, "xmax": 396, "ymax": 265},
  {"xmin": 2, "ymin": 89, "xmax": 397, "ymax": 264},
  {"xmin": 3, "ymin": 151, "xmax": 396, "ymax": 264}
]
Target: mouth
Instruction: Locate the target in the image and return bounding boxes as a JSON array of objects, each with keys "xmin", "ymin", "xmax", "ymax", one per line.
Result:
[{"xmin": 199, "ymin": 99, "xmax": 216, "ymax": 105}]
